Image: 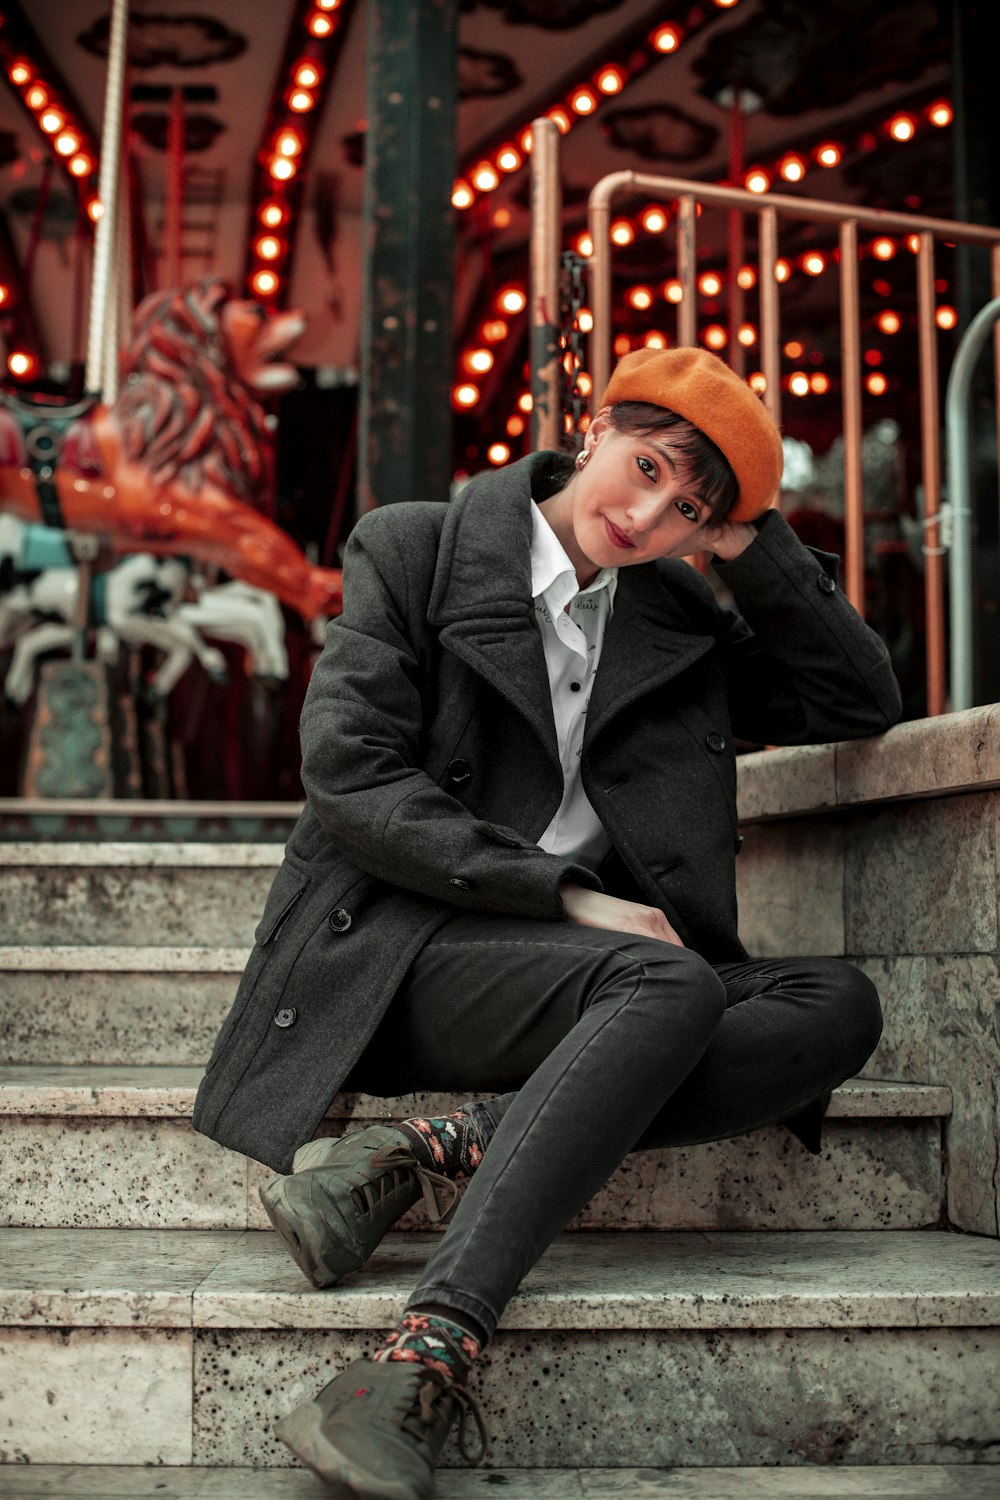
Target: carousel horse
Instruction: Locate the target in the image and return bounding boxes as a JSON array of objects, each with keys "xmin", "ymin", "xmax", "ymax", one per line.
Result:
[
  {"xmin": 0, "ymin": 516, "xmax": 228, "ymax": 706},
  {"xmin": 0, "ymin": 279, "xmax": 343, "ymax": 621}
]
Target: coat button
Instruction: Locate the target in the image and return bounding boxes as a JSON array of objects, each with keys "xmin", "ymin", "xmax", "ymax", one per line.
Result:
[
  {"xmin": 274, "ymin": 1006, "xmax": 297, "ymax": 1028},
  {"xmin": 445, "ymin": 758, "xmax": 472, "ymax": 785},
  {"xmin": 448, "ymin": 877, "xmax": 474, "ymax": 891},
  {"xmin": 328, "ymin": 908, "xmax": 353, "ymax": 933},
  {"xmin": 817, "ymin": 572, "xmax": 836, "ymax": 594},
  {"xmin": 705, "ymin": 731, "xmax": 726, "ymax": 753}
]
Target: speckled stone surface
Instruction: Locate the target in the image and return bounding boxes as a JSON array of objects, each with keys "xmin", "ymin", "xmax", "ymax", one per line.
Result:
[
  {"xmin": 843, "ymin": 792, "xmax": 999, "ymax": 957},
  {"xmin": 192, "ymin": 1323, "xmax": 1000, "ymax": 1468},
  {"xmin": 0, "ymin": 949, "xmax": 244, "ymax": 1066},
  {"xmin": 247, "ymin": 1115, "xmax": 946, "ymax": 1235},
  {"xmin": 856, "ymin": 955, "xmax": 932, "ymax": 1082},
  {"xmin": 835, "ymin": 704, "xmax": 1000, "ymax": 809},
  {"xmin": 0, "ymin": 846, "xmax": 277, "ymax": 946},
  {"xmin": 735, "ymin": 817, "xmax": 845, "ymax": 957},
  {"xmin": 0, "ymin": 1116, "xmax": 249, "ymax": 1230},
  {"xmin": 0, "ymin": 1227, "xmax": 238, "ymax": 1326},
  {"xmin": 737, "ymin": 743, "xmax": 838, "ymax": 823},
  {"xmin": 3, "ymin": 1469, "xmax": 999, "ymax": 1499},
  {"xmin": 0, "ymin": 1327, "xmax": 192, "ymax": 1465}
]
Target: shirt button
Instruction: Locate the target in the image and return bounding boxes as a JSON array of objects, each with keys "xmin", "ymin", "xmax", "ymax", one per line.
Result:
[
  {"xmin": 570, "ymin": 681, "xmax": 581, "ymax": 692},
  {"xmin": 274, "ymin": 1007, "xmax": 297, "ymax": 1028},
  {"xmin": 705, "ymin": 731, "xmax": 726, "ymax": 753},
  {"xmin": 328, "ymin": 908, "xmax": 353, "ymax": 933},
  {"xmin": 817, "ymin": 572, "xmax": 836, "ymax": 594}
]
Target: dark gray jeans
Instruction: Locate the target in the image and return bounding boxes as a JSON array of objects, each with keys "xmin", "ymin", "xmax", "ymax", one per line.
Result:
[{"xmin": 349, "ymin": 913, "xmax": 882, "ymax": 1344}]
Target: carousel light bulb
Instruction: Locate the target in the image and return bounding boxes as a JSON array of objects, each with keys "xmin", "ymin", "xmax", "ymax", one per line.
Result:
[
  {"xmin": 610, "ymin": 219, "xmax": 634, "ymax": 246},
  {"xmin": 784, "ymin": 340, "xmax": 803, "ymax": 358},
  {"xmin": 810, "ymin": 372, "xmax": 830, "ymax": 394},
  {"xmin": 492, "ymin": 207, "xmax": 511, "ymax": 228},
  {"xmin": 87, "ymin": 197, "xmax": 103, "ymax": 221},
  {"xmin": 927, "ymin": 99, "xmax": 953, "ymax": 127},
  {"xmin": 774, "ymin": 259, "xmax": 791, "ymax": 282},
  {"xmin": 547, "ymin": 106, "xmax": 571, "ymax": 133},
  {"xmin": 663, "ymin": 280, "xmax": 684, "ymax": 303},
  {"xmin": 888, "ymin": 114, "xmax": 915, "ymax": 142},
  {"xmin": 55, "ymin": 131, "xmax": 81, "ymax": 156},
  {"xmin": 519, "ymin": 127, "xmax": 533, "ymax": 154},
  {"xmin": 453, "ymin": 383, "xmax": 479, "ymax": 408},
  {"xmin": 698, "ymin": 271, "xmax": 722, "ymax": 296},
  {"xmin": 745, "ymin": 167, "xmax": 770, "ymax": 194},
  {"xmin": 517, "ymin": 392, "xmax": 533, "ymax": 412},
  {"xmin": 643, "ymin": 331, "xmax": 667, "ymax": 349},
  {"xmin": 269, "ymin": 156, "xmax": 296, "ymax": 181},
  {"xmin": 906, "ymin": 233, "xmax": 921, "ymax": 253},
  {"xmin": 749, "ymin": 372, "xmax": 767, "ymax": 393},
  {"xmin": 877, "ymin": 310, "xmax": 901, "ymax": 334},
  {"xmin": 307, "ymin": 12, "xmax": 334, "ymax": 36},
  {"xmin": 613, "ymin": 334, "xmax": 631, "ymax": 355},
  {"xmin": 815, "ymin": 142, "xmax": 842, "ymax": 167},
  {"xmin": 575, "ymin": 232, "xmax": 594, "ymax": 257},
  {"xmin": 289, "ymin": 90, "xmax": 315, "ymax": 112},
  {"xmin": 464, "ymin": 348, "xmax": 494, "ymax": 374},
  {"xmin": 703, "ymin": 324, "xmax": 727, "ymax": 350},
  {"xmin": 935, "ymin": 305, "xmax": 958, "ymax": 330},
  {"xmin": 570, "ymin": 87, "xmax": 597, "ymax": 115},
  {"xmin": 578, "ymin": 309, "xmax": 594, "ymax": 332},
  {"xmin": 802, "ymin": 251, "xmax": 826, "ymax": 275},
  {"xmin": 737, "ymin": 265, "xmax": 757, "ymax": 289},
  {"xmin": 69, "ymin": 152, "xmax": 93, "ymax": 177},
  {"xmin": 40, "ymin": 109, "xmax": 65, "ymax": 134},
  {"xmin": 8, "ymin": 351, "xmax": 35, "ymax": 377},
  {"xmin": 256, "ymin": 235, "xmax": 283, "ymax": 261},
  {"xmin": 738, "ymin": 323, "xmax": 757, "ymax": 346},
  {"xmin": 25, "ymin": 84, "xmax": 48, "ymax": 110},
  {"xmin": 251, "ymin": 269, "xmax": 279, "ymax": 296},
  {"xmin": 499, "ymin": 286, "xmax": 527, "ymax": 315},
  {"xmin": 641, "ymin": 205, "xmax": 668, "ymax": 233},
  {"xmin": 0, "ymin": 284, "xmax": 9, "ymax": 306},
  {"xmin": 866, "ymin": 372, "xmax": 888, "ymax": 395},
  {"xmin": 294, "ymin": 61, "xmax": 321, "ymax": 88},
  {"xmin": 651, "ymin": 23, "xmax": 681, "ymax": 52},
  {"xmin": 779, "ymin": 153, "xmax": 806, "ymax": 182},
  {"xmin": 481, "ymin": 318, "xmax": 508, "ymax": 343},
  {"xmin": 496, "ymin": 144, "xmax": 522, "ymax": 172},
  {"xmin": 789, "ymin": 371, "xmax": 810, "ymax": 396},
  {"xmin": 9, "ymin": 62, "xmax": 32, "ymax": 86},
  {"xmin": 628, "ymin": 285, "xmax": 653, "ymax": 310},
  {"xmin": 871, "ymin": 237, "xmax": 896, "ymax": 260},
  {"xmin": 487, "ymin": 442, "xmax": 510, "ymax": 465},
  {"xmin": 276, "ymin": 129, "xmax": 302, "ymax": 156},
  {"xmin": 316, "ymin": 0, "xmax": 340, "ymax": 10},
  {"xmin": 506, "ymin": 414, "xmax": 526, "ymax": 437},
  {"xmin": 596, "ymin": 66, "xmax": 625, "ymax": 94},
  {"xmin": 261, "ymin": 202, "xmax": 287, "ymax": 228},
  {"xmin": 472, "ymin": 161, "xmax": 499, "ymax": 192},
  {"xmin": 451, "ymin": 180, "xmax": 474, "ymax": 209},
  {"xmin": 577, "ymin": 370, "xmax": 593, "ymax": 393}
]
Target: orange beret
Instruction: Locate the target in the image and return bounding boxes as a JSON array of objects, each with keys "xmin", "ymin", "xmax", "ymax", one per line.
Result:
[{"xmin": 600, "ymin": 346, "xmax": 784, "ymax": 521}]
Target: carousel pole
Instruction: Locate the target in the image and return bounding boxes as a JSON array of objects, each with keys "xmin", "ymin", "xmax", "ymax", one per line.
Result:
[{"xmin": 84, "ymin": 0, "xmax": 128, "ymax": 397}]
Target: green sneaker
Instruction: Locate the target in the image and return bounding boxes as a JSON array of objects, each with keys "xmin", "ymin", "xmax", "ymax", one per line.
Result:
[
  {"xmin": 259, "ymin": 1124, "xmax": 460, "ymax": 1288},
  {"xmin": 276, "ymin": 1356, "xmax": 488, "ymax": 1499}
]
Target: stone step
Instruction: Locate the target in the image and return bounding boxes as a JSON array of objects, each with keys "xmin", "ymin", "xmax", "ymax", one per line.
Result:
[
  {"xmin": 0, "ymin": 1067, "xmax": 950, "ymax": 1233},
  {"xmin": 0, "ymin": 796, "xmax": 300, "ymax": 844},
  {"xmin": 2, "ymin": 1465, "xmax": 998, "ymax": 1498},
  {"xmin": 1, "ymin": 1227, "xmax": 997, "ymax": 1469},
  {"xmin": 0, "ymin": 946, "xmax": 247, "ymax": 1066},
  {"xmin": 0, "ymin": 843, "xmax": 279, "ymax": 946}
]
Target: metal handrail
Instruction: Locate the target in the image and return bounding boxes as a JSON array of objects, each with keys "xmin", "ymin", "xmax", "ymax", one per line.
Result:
[
  {"xmin": 578, "ymin": 168, "xmax": 1000, "ymax": 716},
  {"xmin": 945, "ymin": 297, "xmax": 1000, "ymax": 711}
]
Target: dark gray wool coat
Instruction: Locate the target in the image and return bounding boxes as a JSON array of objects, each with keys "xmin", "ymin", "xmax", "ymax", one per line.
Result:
[{"xmin": 193, "ymin": 450, "xmax": 902, "ymax": 1172}]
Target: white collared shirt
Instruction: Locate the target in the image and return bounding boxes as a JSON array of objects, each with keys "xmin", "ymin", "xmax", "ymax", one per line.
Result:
[{"xmin": 530, "ymin": 500, "xmax": 617, "ymax": 872}]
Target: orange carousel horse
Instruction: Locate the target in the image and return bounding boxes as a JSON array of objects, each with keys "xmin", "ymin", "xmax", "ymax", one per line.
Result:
[{"xmin": 0, "ymin": 279, "xmax": 343, "ymax": 620}]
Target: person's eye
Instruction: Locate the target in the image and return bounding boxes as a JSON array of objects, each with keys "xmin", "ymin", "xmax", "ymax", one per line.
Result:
[
  {"xmin": 636, "ymin": 455, "xmax": 657, "ymax": 480},
  {"xmin": 676, "ymin": 500, "xmax": 701, "ymax": 523}
]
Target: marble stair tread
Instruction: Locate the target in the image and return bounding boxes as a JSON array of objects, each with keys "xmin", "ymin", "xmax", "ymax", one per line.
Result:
[
  {"xmin": 0, "ymin": 946, "xmax": 249, "ymax": 970},
  {"xmin": 2, "ymin": 1226, "xmax": 997, "ymax": 1332},
  {"xmin": 2, "ymin": 1465, "xmax": 998, "ymax": 1499},
  {"xmin": 0, "ymin": 842, "xmax": 282, "ymax": 866},
  {"xmin": 0, "ymin": 1066, "xmax": 953, "ymax": 1120}
]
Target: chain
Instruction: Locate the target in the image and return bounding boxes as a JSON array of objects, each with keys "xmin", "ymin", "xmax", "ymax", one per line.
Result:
[{"xmin": 559, "ymin": 250, "xmax": 587, "ymax": 453}]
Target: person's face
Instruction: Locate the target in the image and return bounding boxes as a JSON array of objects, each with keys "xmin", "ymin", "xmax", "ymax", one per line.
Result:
[{"xmin": 549, "ymin": 411, "xmax": 717, "ymax": 581}]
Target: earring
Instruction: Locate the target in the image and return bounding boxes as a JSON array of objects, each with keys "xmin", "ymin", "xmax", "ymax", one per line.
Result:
[{"xmin": 575, "ymin": 449, "xmax": 590, "ymax": 470}]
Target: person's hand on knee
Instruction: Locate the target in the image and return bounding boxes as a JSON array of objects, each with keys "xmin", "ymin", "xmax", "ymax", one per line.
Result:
[{"xmin": 560, "ymin": 883, "xmax": 684, "ymax": 946}]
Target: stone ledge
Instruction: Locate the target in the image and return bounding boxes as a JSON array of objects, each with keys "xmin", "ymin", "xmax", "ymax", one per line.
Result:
[
  {"xmin": 737, "ymin": 705, "xmax": 1000, "ymax": 823},
  {"xmin": 0, "ymin": 843, "xmax": 282, "ymax": 867},
  {"xmin": 2, "ymin": 1228, "xmax": 998, "ymax": 1332},
  {"xmin": 0, "ymin": 946, "xmax": 249, "ymax": 972}
]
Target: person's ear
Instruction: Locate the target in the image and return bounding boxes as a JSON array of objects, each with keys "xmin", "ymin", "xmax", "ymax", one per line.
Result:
[{"xmin": 584, "ymin": 409, "xmax": 613, "ymax": 454}]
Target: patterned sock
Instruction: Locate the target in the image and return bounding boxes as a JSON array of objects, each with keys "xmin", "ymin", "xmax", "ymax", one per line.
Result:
[
  {"xmin": 398, "ymin": 1110, "xmax": 486, "ymax": 1181},
  {"xmin": 371, "ymin": 1311, "xmax": 481, "ymax": 1385}
]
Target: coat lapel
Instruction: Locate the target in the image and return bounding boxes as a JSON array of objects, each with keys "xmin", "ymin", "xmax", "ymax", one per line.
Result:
[{"xmin": 584, "ymin": 565, "xmax": 714, "ymax": 748}]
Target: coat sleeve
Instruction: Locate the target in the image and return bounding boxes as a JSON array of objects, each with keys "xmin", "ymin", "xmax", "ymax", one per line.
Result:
[
  {"xmin": 299, "ymin": 506, "xmax": 601, "ymax": 918},
  {"xmin": 712, "ymin": 510, "xmax": 902, "ymax": 746}
]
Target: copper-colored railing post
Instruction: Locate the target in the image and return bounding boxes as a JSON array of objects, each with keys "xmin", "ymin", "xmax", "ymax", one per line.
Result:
[
  {"xmin": 916, "ymin": 233, "xmax": 946, "ymax": 716},
  {"xmin": 838, "ymin": 219, "xmax": 865, "ymax": 614},
  {"xmin": 758, "ymin": 205, "xmax": 781, "ymax": 430},
  {"xmin": 677, "ymin": 194, "xmax": 697, "ymax": 348},
  {"xmin": 530, "ymin": 117, "xmax": 562, "ymax": 451},
  {"xmin": 588, "ymin": 172, "xmax": 634, "ymax": 408},
  {"xmin": 994, "ymin": 244, "xmax": 1000, "ymax": 542}
]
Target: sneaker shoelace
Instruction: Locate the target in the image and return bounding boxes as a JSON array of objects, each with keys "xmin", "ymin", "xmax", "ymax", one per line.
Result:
[
  {"xmin": 403, "ymin": 1375, "xmax": 489, "ymax": 1465},
  {"xmin": 350, "ymin": 1145, "xmax": 461, "ymax": 1224}
]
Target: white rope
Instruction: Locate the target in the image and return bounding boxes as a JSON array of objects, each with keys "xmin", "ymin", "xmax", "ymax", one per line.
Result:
[{"xmin": 84, "ymin": 0, "xmax": 129, "ymax": 396}]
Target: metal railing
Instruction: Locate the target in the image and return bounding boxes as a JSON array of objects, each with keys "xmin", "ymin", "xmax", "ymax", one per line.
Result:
[{"xmin": 529, "ymin": 116, "xmax": 1000, "ymax": 716}]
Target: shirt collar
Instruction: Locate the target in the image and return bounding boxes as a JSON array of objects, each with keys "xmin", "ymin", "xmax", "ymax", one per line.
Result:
[{"xmin": 530, "ymin": 500, "xmax": 617, "ymax": 612}]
